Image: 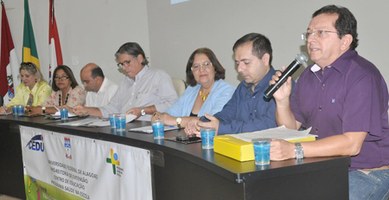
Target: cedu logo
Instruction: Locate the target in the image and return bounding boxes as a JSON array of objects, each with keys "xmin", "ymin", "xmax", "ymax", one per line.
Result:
[{"xmin": 26, "ymin": 135, "xmax": 44, "ymax": 152}]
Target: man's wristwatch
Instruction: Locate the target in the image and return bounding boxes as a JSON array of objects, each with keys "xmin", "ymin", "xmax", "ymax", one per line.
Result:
[
  {"xmin": 140, "ymin": 108, "xmax": 146, "ymax": 116},
  {"xmin": 42, "ymin": 106, "xmax": 46, "ymax": 114},
  {"xmin": 176, "ymin": 117, "xmax": 182, "ymax": 129},
  {"xmin": 295, "ymin": 143, "xmax": 304, "ymax": 159}
]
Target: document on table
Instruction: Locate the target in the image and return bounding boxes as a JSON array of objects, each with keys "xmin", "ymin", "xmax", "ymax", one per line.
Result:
[
  {"xmin": 231, "ymin": 126, "xmax": 316, "ymax": 142},
  {"xmin": 59, "ymin": 114, "xmax": 136, "ymax": 127},
  {"xmin": 129, "ymin": 125, "xmax": 179, "ymax": 133},
  {"xmin": 50, "ymin": 111, "xmax": 77, "ymax": 119}
]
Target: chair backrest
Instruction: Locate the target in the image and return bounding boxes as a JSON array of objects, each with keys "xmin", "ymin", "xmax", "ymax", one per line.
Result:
[{"xmin": 172, "ymin": 78, "xmax": 187, "ymax": 97}]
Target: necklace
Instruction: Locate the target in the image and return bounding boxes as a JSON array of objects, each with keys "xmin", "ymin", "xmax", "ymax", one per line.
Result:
[
  {"xmin": 27, "ymin": 93, "xmax": 33, "ymax": 106},
  {"xmin": 58, "ymin": 93, "xmax": 69, "ymax": 106},
  {"xmin": 199, "ymin": 90, "xmax": 209, "ymax": 102}
]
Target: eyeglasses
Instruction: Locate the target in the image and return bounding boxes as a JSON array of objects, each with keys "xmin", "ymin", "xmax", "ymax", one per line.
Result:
[
  {"xmin": 191, "ymin": 61, "xmax": 212, "ymax": 71},
  {"xmin": 301, "ymin": 30, "xmax": 338, "ymax": 41},
  {"xmin": 117, "ymin": 60, "xmax": 132, "ymax": 68},
  {"xmin": 54, "ymin": 76, "xmax": 69, "ymax": 81}
]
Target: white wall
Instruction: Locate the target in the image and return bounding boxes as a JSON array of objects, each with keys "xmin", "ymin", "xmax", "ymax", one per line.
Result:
[
  {"xmin": 147, "ymin": 0, "xmax": 389, "ymax": 86},
  {"xmin": 1, "ymin": 0, "xmax": 150, "ymax": 85},
  {"xmin": 2, "ymin": 0, "xmax": 389, "ymax": 87}
]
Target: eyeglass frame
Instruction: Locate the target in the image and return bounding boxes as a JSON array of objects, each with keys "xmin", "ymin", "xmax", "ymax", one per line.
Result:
[
  {"xmin": 117, "ymin": 56, "xmax": 138, "ymax": 69},
  {"xmin": 191, "ymin": 61, "xmax": 213, "ymax": 71},
  {"xmin": 54, "ymin": 76, "xmax": 69, "ymax": 81},
  {"xmin": 301, "ymin": 30, "xmax": 338, "ymax": 41}
]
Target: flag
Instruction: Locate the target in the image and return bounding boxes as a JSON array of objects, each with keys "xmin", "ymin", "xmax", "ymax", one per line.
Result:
[
  {"xmin": 23, "ymin": 0, "xmax": 40, "ymax": 69},
  {"xmin": 49, "ymin": 0, "xmax": 62, "ymax": 84},
  {"xmin": 1, "ymin": 1, "xmax": 20, "ymax": 104}
]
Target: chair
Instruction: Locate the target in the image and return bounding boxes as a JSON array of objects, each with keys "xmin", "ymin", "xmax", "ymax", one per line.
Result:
[{"xmin": 172, "ymin": 78, "xmax": 187, "ymax": 97}]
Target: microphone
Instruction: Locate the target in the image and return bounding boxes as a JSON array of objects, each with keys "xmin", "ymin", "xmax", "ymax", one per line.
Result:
[{"xmin": 263, "ymin": 53, "xmax": 308, "ymax": 101}]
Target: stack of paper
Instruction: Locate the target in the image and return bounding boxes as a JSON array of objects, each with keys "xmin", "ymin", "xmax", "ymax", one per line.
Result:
[{"xmin": 232, "ymin": 126, "xmax": 316, "ymax": 143}]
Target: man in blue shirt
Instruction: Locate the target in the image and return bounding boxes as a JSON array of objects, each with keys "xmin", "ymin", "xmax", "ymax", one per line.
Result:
[{"xmin": 185, "ymin": 33, "xmax": 277, "ymax": 135}]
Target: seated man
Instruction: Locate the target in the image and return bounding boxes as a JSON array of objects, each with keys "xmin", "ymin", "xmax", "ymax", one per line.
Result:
[
  {"xmin": 270, "ymin": 5, "xmax": 389, "ymax": 199},
  {"xmin": 80, "ymin": 63, "xmax": 118, "ymax": 107},
  {"xmin": 73, "ymin": 42, "xmax": 178, "ymax": 120},
  {"xmin": 186, "ymin": 33, "xmax": 277, "ymax": 135}
]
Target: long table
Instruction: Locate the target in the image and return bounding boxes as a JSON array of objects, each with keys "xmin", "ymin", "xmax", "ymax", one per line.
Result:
[{"xmin": 0, "ymin": 115, "xmax": 350, "ymax": 200}]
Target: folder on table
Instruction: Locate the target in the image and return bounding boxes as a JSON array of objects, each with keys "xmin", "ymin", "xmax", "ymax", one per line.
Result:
[{"xmin": 214, "ymin": 126, "xmax": 316, "ymax": 161}]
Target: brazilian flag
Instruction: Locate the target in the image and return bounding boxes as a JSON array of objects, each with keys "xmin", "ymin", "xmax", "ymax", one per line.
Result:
[{"xmin": 23, "ymin": 0, "xmax": 40, "ymax": 69}]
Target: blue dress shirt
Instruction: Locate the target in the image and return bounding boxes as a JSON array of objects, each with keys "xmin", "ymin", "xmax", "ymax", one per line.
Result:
[{"xmin": 215, "ymin": 68, "xmax": 277, "ymax": 134}]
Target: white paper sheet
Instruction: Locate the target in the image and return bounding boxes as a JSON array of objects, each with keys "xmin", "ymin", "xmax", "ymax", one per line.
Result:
[
  {"xmin": 231, "ymin": 126, "xmax": 316, "ymax": 142},
  {"xmin": 52, "ymin": 111, "xmax": 77, "ymax": 118},
  {"xmin": 60, "ymin": 114, "xmax": 137, "ymax": 127},
  {"xmin": 129, "ymin": 125, "xmax": 179, "ymax": 133}
]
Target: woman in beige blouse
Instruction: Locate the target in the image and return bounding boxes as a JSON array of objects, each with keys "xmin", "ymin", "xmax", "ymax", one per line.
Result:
[{"xmin": 41, "ymin": 65, "xmax": 86, "ymax": 114}]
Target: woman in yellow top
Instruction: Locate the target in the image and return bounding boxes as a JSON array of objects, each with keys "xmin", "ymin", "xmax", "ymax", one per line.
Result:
[{"xmin": 0, "ymin": 62, "xmax": 52, "ymax": 114}]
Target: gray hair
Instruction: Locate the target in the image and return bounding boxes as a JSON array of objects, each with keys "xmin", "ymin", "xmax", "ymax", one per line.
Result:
[
  {"xmin": 19, "ymin": 62, "xmax": 43, "ymax": 81},
  {"xmin": 115, "ymin": 42, "xmax": 149, "ymax": 66}
]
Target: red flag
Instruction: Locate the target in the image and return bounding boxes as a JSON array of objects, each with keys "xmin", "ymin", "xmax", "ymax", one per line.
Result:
[
  {"xmin": 1, "ymin": 1, "xmax": 19, "ymax": 103},
  {"xmin": 49, "ymin": 0, "xmax": 63, "ymax": 84}
]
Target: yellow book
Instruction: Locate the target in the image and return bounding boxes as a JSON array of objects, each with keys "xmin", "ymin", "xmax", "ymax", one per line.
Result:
[
  {"xmin": 214, "ymin": 126, "xmax": 316, "ymax": 162},
  {"xmin": 214, "ymin": 135, "xmax": 254, "ymax": 162}
]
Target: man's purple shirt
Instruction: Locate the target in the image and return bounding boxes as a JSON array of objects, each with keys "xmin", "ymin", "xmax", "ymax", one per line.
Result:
[{"xmin": 291, "ymin": 50, "xmax": 389, "ymax": 170}]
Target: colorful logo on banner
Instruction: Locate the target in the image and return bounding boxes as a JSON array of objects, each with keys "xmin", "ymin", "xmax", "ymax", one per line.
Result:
[
  {"xmin": 25, "ymin": 135, "xmax": 44, "ymax": 152},
  {"xmin": 64, "ymin": 137, "xmax": 72, "ymax": 159},
  {"xmin": 106, "ymin": 148, "xmax": 120, "ymax": 175}
]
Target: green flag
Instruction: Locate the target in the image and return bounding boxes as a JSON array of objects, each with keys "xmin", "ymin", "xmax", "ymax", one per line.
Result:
[{"xmin": 23, "ymin": 0, "xmax": 40, "ymax": 69}]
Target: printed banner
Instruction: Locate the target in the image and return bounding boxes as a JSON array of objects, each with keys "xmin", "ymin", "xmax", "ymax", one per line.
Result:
[{"xmin": 20, "ymin": 126, "xmax": 152, "ymax": 200}]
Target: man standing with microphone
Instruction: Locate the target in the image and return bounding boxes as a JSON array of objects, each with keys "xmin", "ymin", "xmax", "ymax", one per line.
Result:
[{"xmin": 270, "ymin": 5, "xmax": 389, "ymax": 199}]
